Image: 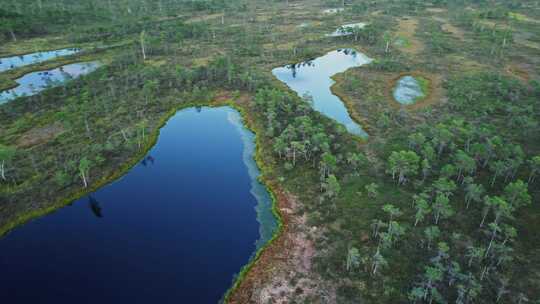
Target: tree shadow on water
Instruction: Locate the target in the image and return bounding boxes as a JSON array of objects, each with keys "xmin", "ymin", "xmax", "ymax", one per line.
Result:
[
  {"xmin": 88, "ymin": 196, "xmax": 103, "ymax": 218},
  {"xmin": 141, "ymin": 155, "xmax": 156, "ymax": 167}
]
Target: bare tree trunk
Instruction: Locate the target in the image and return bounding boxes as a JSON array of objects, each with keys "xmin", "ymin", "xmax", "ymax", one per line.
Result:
[
  {"xmin": 0, "ymin": 160, "xmax": 5, "ymax": 180},
  {"xmin": 80, "ymin": 171, "xmax": 88, "ymax": 188},
  {"xmin": 485, "ymin": 232, "xmax": 496, "ymax": 258},
  {"xmin": 140, "ymin": 31, "xmax": 147, "ymax": 60},
  {"xmin": 121, "ymin": 129, "xmax": 129, "ymax": 142},
  {"xmin": 9, "ymin": 30, "xmax": 17, "ymax": 42},
  {"xmin": 85, "ymin": 118, "xmax": 92, "ymax": 138}
]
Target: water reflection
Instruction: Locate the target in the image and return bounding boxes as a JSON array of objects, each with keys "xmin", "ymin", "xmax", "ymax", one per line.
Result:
[
  {"xmin": 0, "ymin": 61, "xmax": 101, "ymax": 104},
  {"xmin": 323, "ymin": 8, "xmax": 344, "ymax": 14},
  {"xmin": 273, "ymin": 49, "xmax": 372, "ymax": 137},
  {"xmin": 141, "ymin": 155, "xmax": 156, "ymax": 167},
  {"xmin": 393, "ymin": 76, "xmax": 425, "ymax": 105},
  {"xmin": 88, "ymin": 196, "xmax": 103, "ymax": 218},
  {"xmin": 286, "ymin": 60, "xmax": 314, "ymax": 78},
  {"xmin": 0, "ymin": 48, "xmax": 81, "ymax": 73},
  {"xmin": 227, "ymin": 111, "xmax": 278, "ymax": 250},
  {"xmin": 0, "ymin": 106, "xmax": 277, "ymax": 303},
  {"xmin": 326, "ymin": 23, "xmax": 368, "ymax": 37}
]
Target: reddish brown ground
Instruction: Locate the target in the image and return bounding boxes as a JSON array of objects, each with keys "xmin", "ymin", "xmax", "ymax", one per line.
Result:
[
  {"xmin": 16, "ymin": 122, "xmax": 65, "ymax": 148},
  {"xmin": 395, "ymin": 18, "xmax": 425, "ymax": 56},
  {"xmin": 386, "ymin": 71, "xmax": 446, "ymax": 111},
  {"xmin": 213, "ymin": 91, "xmax": 334, "ymax": 303},
  {"xmin": 505, "ymin": 63, "xmax": 532, "ymax": 82},
  {"xmin": 228, "ymin": 187, "xmax": 335, "ymax": 304}
]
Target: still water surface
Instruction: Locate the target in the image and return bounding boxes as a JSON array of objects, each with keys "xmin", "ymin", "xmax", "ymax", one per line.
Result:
[
  {"xmin": 0, "ymin": 48, "xmax": 80, "ymax": 72},
  {"xmin": 272, "ymin": 49, "xmax": 371, "ymax": 137},
  {"xmin": 0, "ymin": 107, "xmax": 277, "ymax": 303},
  {"xmin": 393, "ymin": 75, "xmax": 425, "ymax": 105},
  {"xmin": 0, "ymin": 61, "xmax": 101, "ymax": 104},
  {"xmin": 326, "ymin": 23, "xmax": 367, "ymax": 37}
]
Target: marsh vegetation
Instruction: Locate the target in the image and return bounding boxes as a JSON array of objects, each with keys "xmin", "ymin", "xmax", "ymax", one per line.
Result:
[{"xmin": 0, "ymin": 0, "xmax": 539, "ymax": 303}]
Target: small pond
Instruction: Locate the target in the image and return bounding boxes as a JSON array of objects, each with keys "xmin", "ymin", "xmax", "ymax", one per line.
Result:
[
  {"xmin": 272, "ymin": 49, "xmax": 372, "ymax": 137},
  {"xmin": 0, "ymin": 106, "xmax": 278, "ymax": 303},
  {"xmin": 0, "ymin": 48, "xmax": 81, "ymax": 73},
  {"xmin": 326, "ymin": 23, "xmax": 367, "ymax": 37},
  {"xmin": 323, "ymin": 8, "xmax": 344, "ymax": 14},
  {"xmin": 0, "ymin": 61, "xmax": 101, "ymax": 104},
  {"xmin": 393, "ymin": 75, "xmax": 426, "ymax": 105}
]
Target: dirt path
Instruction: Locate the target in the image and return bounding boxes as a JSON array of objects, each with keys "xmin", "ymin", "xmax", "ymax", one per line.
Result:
[{"xmin": 395, "ymin": 18, "xmax": 424, "ymax": 56}]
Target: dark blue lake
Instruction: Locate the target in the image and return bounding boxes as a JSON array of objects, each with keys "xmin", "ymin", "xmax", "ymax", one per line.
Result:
[{"xmin": 0, "ymin": 106, "xmax": 277, "ymax": 303}]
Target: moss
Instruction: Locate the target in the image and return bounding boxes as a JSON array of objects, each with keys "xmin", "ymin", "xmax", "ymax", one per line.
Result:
[
  {"xmin": 394, "ymin": 36, "xmax": 411, "ymax": 48},
  {"xmin": 414, "ymin": 76, "xmax": 431, "ymax": 101},
  {"xmin": 0, "ymin": 75, "xmax": 18, "ymax": 91},
  {"xmin": 330, "ymin": 73, "xmax": 374, "ymax": 139},
  {"xmin": 387, "ymin": 72, "xmax": 440, "ymax": 109}
]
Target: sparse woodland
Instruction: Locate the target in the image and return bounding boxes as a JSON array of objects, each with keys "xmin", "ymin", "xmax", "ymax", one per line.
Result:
[{"xmin": 0, "ymin": 0, "xmax": 539, "ymax": 303}]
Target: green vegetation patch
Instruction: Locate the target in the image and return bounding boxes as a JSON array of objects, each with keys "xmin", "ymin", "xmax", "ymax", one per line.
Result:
[{"xmin": 1, "ymin": 0, "xmax": 540, "ymax": 303}]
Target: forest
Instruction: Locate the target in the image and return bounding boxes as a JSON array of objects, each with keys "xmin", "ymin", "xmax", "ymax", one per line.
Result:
[{"xmin": 0, "ymin": 0, "xmax": 539, "ymax": 303}]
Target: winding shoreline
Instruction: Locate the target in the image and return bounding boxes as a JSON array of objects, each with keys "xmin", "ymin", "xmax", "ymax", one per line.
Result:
[
  {"xmin": 1, "ymin": 46, "xmax": 377, "ymax": 302},
  {"xmin": 0, "ymin": 46, "xmax": 114, "ymax": 92},
  {"xmin": 0, "ymin": 91, "xmax": 289, "ymax": 304}
]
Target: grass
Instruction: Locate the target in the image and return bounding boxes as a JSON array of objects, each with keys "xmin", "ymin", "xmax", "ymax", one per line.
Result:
[
  {"xmin": 331, "ymin": 73, "xmax": 377, "ymax": 137},
  {"xmin": 393, "ymin": 36, "xmax": 411, "ymax": 48},
  {"xmin": 0, "ymin": 75, "xmax": 17, "ymax": 91},
  {"xmin": 415, "ymin": 75, "xmax": 430, "ymax": 101},
  {"xmin": 509, "ymin": 12, "xmax": 540, "ymax": 23}
]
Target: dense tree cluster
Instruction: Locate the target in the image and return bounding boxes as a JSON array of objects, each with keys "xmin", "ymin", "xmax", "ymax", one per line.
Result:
[
  {"xmin": 253, "ymin": 88, "xmax": 366, "ymax": 201},
  {"xmin": 338, "ymin": 72, "xmax": 539, "ymax": 303},
  {"xmin": 0, "ymin": 0, "xmax": 247, "ymax": 42},
  {"xmin": 398, "ymin": 120, "xmax": 533, "ymax": 303}
]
